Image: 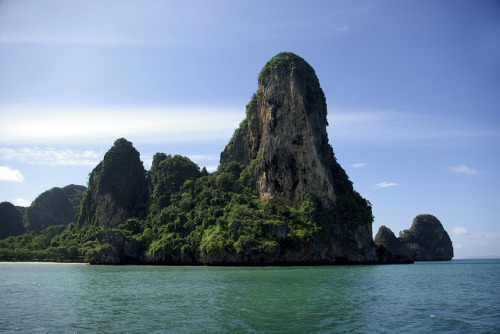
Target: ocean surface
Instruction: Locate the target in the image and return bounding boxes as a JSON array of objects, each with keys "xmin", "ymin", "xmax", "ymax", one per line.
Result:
[{"xmin": 1, "ymin": 260, "xmax": 499, "ymax": 333}]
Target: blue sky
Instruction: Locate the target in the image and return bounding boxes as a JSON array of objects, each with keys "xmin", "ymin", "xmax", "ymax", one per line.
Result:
[{"xmin": 1, "ymin": 0, "xmax": 499, "ymax": 258}]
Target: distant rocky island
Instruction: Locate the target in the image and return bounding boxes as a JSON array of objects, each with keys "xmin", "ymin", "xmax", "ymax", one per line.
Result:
[
  {"xmin": 375, "ymin": 214, "xmax": 454, "ymax": 262},
  {"xmin": 0, "ymin": 52, "xmax": 453, "ymax": 264}
]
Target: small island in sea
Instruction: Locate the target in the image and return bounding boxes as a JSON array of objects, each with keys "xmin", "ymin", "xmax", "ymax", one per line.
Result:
[{"xmin": 0, "ymin": 52, "xmax": 453, "ymax": 265}]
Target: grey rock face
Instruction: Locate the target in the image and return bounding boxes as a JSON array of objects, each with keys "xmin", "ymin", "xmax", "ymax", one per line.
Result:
[
  {"xmin": 78, "ymin": 138, "xmax": 148, "ymax": 228},
  {"xmin": 219, "ymin": 52, "xmax": 376, "ymax": 264},
  {"xmin": 401, "ymin": 214, "xmax": 454, "ymax": 261},
  {"xmin": 221, "ymin": 52, "xmax": 340, "ymax": 209}
]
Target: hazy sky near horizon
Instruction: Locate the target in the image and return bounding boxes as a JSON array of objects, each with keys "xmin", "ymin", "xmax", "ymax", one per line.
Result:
[{"xmin": 1, "ymin": 0, "xmax": 499, "ymax": 259}]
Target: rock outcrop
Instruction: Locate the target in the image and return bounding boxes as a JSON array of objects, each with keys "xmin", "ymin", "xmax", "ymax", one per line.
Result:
[
  {"xmin": 0, "ymin": 202, "xmax": 27, "ymax": 239},
  {"xmin": 220, "ymin": 52, "xmax": 376, "ymax": 263},
  {"xmin": 78, "ymin": 138, "xmax": 148, "ymax": 228},
  {"xmin": 221, "ymin": 52, "xmax": 343, "ymax": 209},
  {"xmin": 401, "ymin": 214, "xmax": 454, "ymax": 261},
  {"xmin": 374, "ymin": 225, "xmax": 412, "ymax": 263},
  {"xmin": 375, "ymin": 214, "xmax": 453, "ymax": 261},
  {"xmin": 25, "ymin": 185, "xmax": 86, "ymax": 232},
  {"xmin": 148, "ymin": 153, "xmax": 204, "ymax": 211}
]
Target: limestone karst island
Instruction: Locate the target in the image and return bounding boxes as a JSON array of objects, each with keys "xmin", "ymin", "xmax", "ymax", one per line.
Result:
[{"xmin": 0, "ymin": 52, "xmax": 453, "ymax": 265}]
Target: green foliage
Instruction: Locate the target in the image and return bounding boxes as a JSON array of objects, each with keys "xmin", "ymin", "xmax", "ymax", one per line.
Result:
[
  {"xmin": 258, "ymin": 52, "xmax": 303, "ymax": 80},
  {"xmin": 398, "ymin": 214, "xmax": 451, "ymax": 252},
  {"xmin": 0, "ymin": 224, "xmax": 83, "ymax": 262},
  {"xmin": 84, "ymin": 243, "xmax": 120, "ymax": 264},
  {"xmin": 2, "ymin": 145, "xmax": 373, "ymax": 264},
  {"xmin": 148, "ymin": 154, "xmax": 202, "ymax": 211},
  {"xmin": 77, "ymin": 138, "xmax": 148, "ymax": 229},
  {"xmin": 26, "ymin": 185, "xmax": 85, "ymax": 233}
]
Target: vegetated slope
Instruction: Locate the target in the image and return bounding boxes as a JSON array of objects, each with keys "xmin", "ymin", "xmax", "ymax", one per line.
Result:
[
  {"xmin": 77, "ymin": 52, "xmax": 376, "ymax": 265},
  {"xmin": 25, "ymin": 184, "xmax": 86, "ymax": 233}
]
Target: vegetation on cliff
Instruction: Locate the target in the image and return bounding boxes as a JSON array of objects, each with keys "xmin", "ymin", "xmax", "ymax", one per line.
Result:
[
  {"xmin": 77, "ymin": 138, "xmax": 148, "ymax": 230},
  {"xmin": 0, "ymin": 52, "xmax": 452, "ymax": 265},
  {"xmin": 25, "ymin": 185, "xmax": 86, "ymax": 233},
  {"xmin": 374, "ymin": 214, "xmax": 453, "ymax": 261}
]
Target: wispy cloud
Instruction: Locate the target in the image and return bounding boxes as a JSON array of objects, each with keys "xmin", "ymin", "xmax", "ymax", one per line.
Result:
[
  {"xmin": 205, "ymin": 165, "xmax": 219, "ymax": 173},
  {"xmin": 187, "ymin": 154, "xmax": 219, "ymax": 162},
  {"xmin": 0, "ymin": 33, "xmax": 168, "ymax": 47},
  {"xmin": 0, "ymin": 166, "xmax": 24, "ymax": 182},
  {"xmin": 446, "ymin": 165, "xmax": 479, "ymax": 175},
  {"xmin": 0, "ymin": 148, "xmax": 102, "ymax": 166},
  {"xmin": 12, "ymin": 198, "xmax": 31, "ymax": 207},
  {"xmin": 328, "ymin": 106, "xmax": 499, "ymax": 145},
  {"xmin": 451, "ymin": 230, "xmax": 500, "ymax": 258},
  {"xmin": 453, "ymin": 227, "xmax": 469, "ymax": 236},
  {"xmin": 352, "ymin": 162, "xmax": 368, "ymax": 168},
  {"xmin": 372, "ymin": 182, "xmax": 398, "ymax": 190},
  {"xmin": 0, "ymin": 105, "xmax": 242, "ymax": 145}
]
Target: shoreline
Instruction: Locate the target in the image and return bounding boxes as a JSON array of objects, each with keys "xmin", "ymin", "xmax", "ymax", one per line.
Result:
[{"xmin": 0, "ymin": 261, "xmax": 88, "ymax": 265}]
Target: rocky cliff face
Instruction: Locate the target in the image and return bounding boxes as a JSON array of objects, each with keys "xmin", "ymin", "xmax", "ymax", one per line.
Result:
[
  {"xmin": 375, "ymin": 214, "xmax": 453, "ymax": 261},
  {"xmin": 221, "ymin": 52, "xmax": 343, "ymax": 209},
  {"xmin": 0, "ymin": 201, "xmax": 26, "ymax": 239},
  {"xmin": 25, "ymin": 185, "xmax": 86, "ymax": 233},
  {"xmin": 220, "ymin": 52, "xmax": 376, "ymax": 263},
  {"xmin": 73, "ymin": 53, "xmax": 375, "ymax": 265},
  {"xmin": 401, "ymin": 214, "xmax": 454, "ymax": 261},
  {"xmin": 78, "ymin": 138, "xmax": 148, "ymax": 228},
  {"xmin": 374, "ymin": 225, "xmax": 412, "ymax": 263}
]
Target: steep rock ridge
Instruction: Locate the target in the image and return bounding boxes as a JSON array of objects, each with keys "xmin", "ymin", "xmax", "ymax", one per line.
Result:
[
  {"xmin": 221, "ymin": 52, "xmax": 344, "ymax": 209},
  {"xmin": 25, "ymin": 185, "xmax": 86, "ymax": 232},
  {"xmin": 374, "ymin": 214, "xmax": 453, "ymax": 261},
  {"xmin": 78, "ymin": 138, "xmax": 148, "ymax": 228},
  {"xmin": 374, "ymin": 225, "xmax": 412, "ymax": 263},
  {"xmin": 0, "ymin": 202, "xmax": 27, "ymax": 239},
  {"xmin": 400, "ymin": 214, "xmax": 453, "ymax": 261},
  {"xmin": 220, "ymin": 52, "xmax": 376, "ymax": 263}
]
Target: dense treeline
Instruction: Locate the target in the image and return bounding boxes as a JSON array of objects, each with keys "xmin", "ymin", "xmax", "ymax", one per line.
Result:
[{"xmin": 0, "ymin": 153, "xmax": 372, "ymax": 264}]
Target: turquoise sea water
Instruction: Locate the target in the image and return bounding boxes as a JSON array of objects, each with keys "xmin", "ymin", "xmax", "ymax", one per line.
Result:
[{"xmin": 1, "ymin": 260, "xmax": 499, "ymax": 333}]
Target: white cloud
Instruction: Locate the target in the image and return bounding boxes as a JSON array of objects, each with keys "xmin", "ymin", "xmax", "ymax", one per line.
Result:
[
  {"xmin": 0, "ymin": 148, "xmax": 102, "ymax": 166},
  {"xmin": 12, "ymin": 198, "xmax": 31, "ymax": 207},
  {"xmin": 187, "ymin": 154, "xmax": 219, "ymax": 161},
  {"xmin": 327, "ymin": 106, "xmax": 499, "ymax": 145},
  {"xmin": 0, "ymin": 166, "xmax": 24, "ymax": 182},
  {"xmin": 352, "ymin": 162, "xmax": 368, "ymax": 168},
  {"xmin": 0, "ymin": 105, "xmax": 241, "ymax": 145},
  {"xmin": 0, "ymin": 33, "xmax": 160, "ymax": 47},
  {"xmin": 447, "ymin": 165, "xmax": 479, "ymax": 175},
  {"xmin": 205, "ymin": 165, "xmax": 219, "ymax": 173},
  {"xmin": 451, "ymin": 230, "xmax": 500, "ymax": 259},
  {"xmin": 372, "ymin": 182, "xmax": 398, "ymax": 189},
  {"xmin": 453, "ymin": 227, "xmax": 469, "ymax": 236}
]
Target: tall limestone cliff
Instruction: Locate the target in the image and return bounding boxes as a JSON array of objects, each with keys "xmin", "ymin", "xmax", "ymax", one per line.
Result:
[
  {"xmin": 221, "ymin": 52, "xmax": 342, "ymax": 209},
  {"xmin": 78, "ymin": 138, "xmax": 148, "ymax": 228},
  {"xmin": 221, "ymin": 52, "xmax": 375, "ymax": 263}
]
